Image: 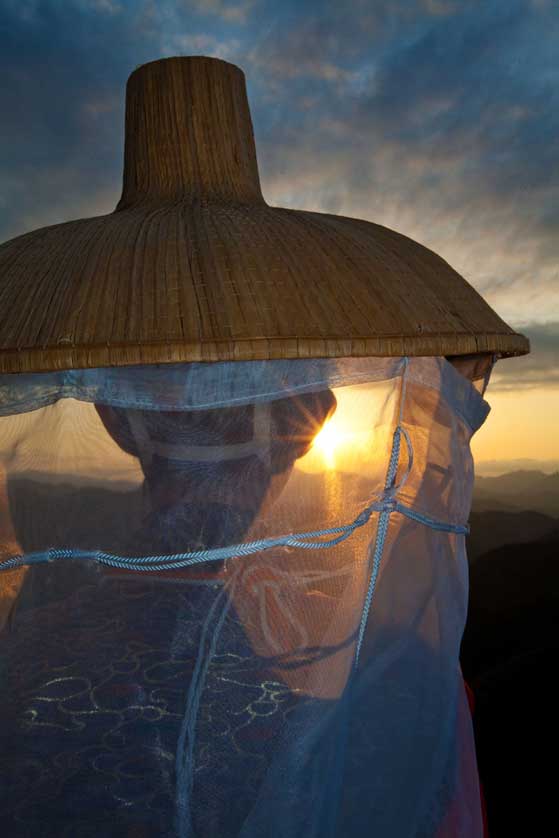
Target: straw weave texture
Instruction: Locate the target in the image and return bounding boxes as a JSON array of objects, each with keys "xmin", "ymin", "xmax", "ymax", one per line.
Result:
[{"xmin": 0, "ymin": 57, "xmax": 529, "ymax": 373}]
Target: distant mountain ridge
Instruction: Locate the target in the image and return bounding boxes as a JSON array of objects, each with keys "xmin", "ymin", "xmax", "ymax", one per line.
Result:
[
  {"xmin": 467, "ymin": 509, "xmax": 559, "ymax": 562},
  {"xmin": 469, "ymin": 469, "xmax": 559, "ymax": 559},
  {"xmin": 473, "ymin": 469, "xmax": 559, "ymax": 517},
  {"xmin": 475, "ymin": 458, "xmax": 559, "ymax": 477},
  {"xmin": 5, "ymin": 468, "xmax": 558, "ymax": 564},
  {"xmin": 475, "ymin": 469, "xmax": 559, "ymax": 494},
  {"xmin": 460, "ymin": 532, "xmax": 559, "ymax": 838},
  {"xmin": 462, "ymin": 533, "xmax": 559, "ymax": 681}
]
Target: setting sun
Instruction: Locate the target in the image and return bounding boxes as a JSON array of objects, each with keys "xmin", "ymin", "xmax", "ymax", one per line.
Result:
[
  {"xmin": 297, "ymin": 381, "xmax": 397, "ymax": 475},
  {"xmin": 311, "ymin": 416, "xmax": 342, "ymax": 469}
]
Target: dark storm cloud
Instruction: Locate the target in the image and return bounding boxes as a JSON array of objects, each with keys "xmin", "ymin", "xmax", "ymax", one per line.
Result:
[
  {"xmin": 235, "ymin": 0, "xmax": 558, "ymax": 330},
  {"xmin": 0, "ymin": 0, "xmax": 267, "ymax": 239},
  {"xmin": 490, "ymin": 322, "xmax": 559, "ymax": 391},
  {"xmin": 265, "ymin": 1, "xmax": 556, "ymax": 200},
  {"xmin": 0, "ymin": 0, "xmax": 165, "ymax": 240},
  {"xmin": 350, "ymin": 0, "xmax": 558, "ymax": 203}
]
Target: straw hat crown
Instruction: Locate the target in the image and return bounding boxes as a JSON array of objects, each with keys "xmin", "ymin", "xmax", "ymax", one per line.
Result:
[{"xmin": 0, "ymin": 56, "xmax": 528, "ymax": 373}]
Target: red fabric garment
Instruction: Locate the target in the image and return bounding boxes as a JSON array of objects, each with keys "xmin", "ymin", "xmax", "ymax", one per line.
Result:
[
  {"xmin": 464, "ymin": 681, "xmax": 490, "ymax": 838},
  {"xmin": 433, "ymin": 678, "xmax": 489, "ymax": 838}
]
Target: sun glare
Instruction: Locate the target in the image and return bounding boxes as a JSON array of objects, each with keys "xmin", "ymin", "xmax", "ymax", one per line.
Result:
[
  {"xmin": 311, "ymin": 416, "xmax": 344, "ymax": 469},
  {"xmin": 296, "ymin": 381, "xmax": 395, "ymax": 474}
]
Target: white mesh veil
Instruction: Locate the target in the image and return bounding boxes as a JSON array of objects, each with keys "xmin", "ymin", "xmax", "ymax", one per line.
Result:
[{"xmin": 0, "ymin": 355, "xmax": 491, "ymax": 837}]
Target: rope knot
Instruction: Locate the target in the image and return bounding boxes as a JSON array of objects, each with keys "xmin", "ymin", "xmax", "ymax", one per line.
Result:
[
  {"xmin": 380, "ymin": 498, "xmax": 397, "ymax": 513},
  {"xmin": 354, "ymin": 507, "xmax": 373, "ymax": 527}
]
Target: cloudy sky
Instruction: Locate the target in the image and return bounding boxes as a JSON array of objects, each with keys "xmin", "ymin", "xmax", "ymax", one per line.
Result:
[{"xmin": 0, "ymin": 0, "xmax": 557, "ymax": 470}]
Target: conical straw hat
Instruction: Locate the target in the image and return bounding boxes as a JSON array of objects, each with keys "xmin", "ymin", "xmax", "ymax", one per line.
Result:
[{"xmin": 0, "ymin": 56, "xmax": 528, "ymax": 373}]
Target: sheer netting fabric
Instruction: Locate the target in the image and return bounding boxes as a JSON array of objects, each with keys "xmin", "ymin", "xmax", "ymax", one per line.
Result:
[{"xmin": 0, "ymin": 356, "xmax": 491, "ymax": 838}]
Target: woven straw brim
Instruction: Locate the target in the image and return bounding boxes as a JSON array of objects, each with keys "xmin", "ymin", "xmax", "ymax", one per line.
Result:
[
  {"xmin": 0, "ymin": 200, "xmax": 528, "ymax": 373},
  {"xmin": 0, "ymin": 56, "xmax": 528, "ymax": 373}
]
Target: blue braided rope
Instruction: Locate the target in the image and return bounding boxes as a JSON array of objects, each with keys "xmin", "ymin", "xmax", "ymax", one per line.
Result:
[
  {"xmin": 354, "ymin": 509, "xmax": 390, "ymax": 667},
  {"xmin": 353, "ymin": 417, "xmax": 405, "ymax": 668},
  {"xmin": 393, "ymin": 502, "xmax": 469, "ymax": 535},
  {"xmin": 175, "ymin": 582, "xmax": 233, "ymax": 838},
  {"xmin": 0, "ymin": 498, "xmax": 468, "ymax": 575},
  {"xmin": 0, "ymin": 496, "xmax": 468, "ymax": 573}
]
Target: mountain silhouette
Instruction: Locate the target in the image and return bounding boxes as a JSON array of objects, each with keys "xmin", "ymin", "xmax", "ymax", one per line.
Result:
[
  {"xmin": 473, "ymin": 469, "xmax": 559, "ymax": 516},
  {"xmin": 467, "ymin": 509, "xmax": 559, "ymax": 562},
  {"xmin": 461, "ymin": 535, "xmax": 559, "ymax": 837}
]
